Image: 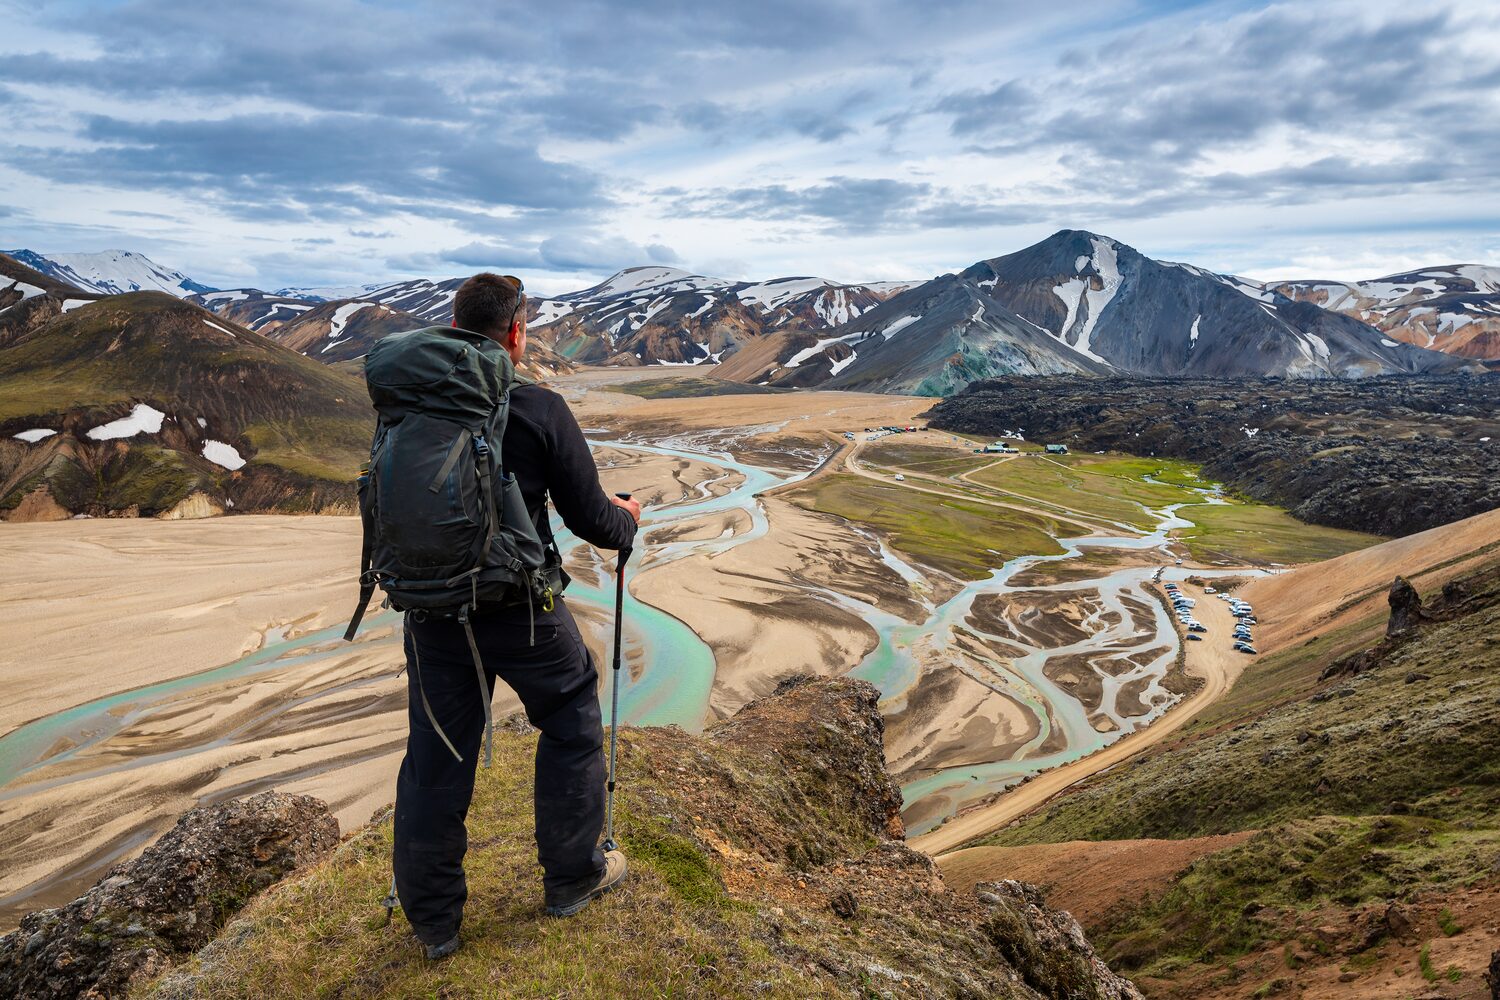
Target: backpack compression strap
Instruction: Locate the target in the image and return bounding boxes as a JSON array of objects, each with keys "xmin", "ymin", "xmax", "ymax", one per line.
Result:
[{"xmin": 344, "ymin": 469, "xmax": 377, "ymax": 642}]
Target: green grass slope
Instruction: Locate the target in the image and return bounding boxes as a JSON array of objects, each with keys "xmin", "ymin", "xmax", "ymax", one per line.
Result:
[
  {"xmin": 142, "ymin": 680, "xmax": 1143, "ymax": 1000},
  {"xmin": 975, "ymin": 554, "xmax": 1500, "ymax": 982},
  {"xmin": 0, "ymin": 291, "xmax": 373, "ymax": 516}
]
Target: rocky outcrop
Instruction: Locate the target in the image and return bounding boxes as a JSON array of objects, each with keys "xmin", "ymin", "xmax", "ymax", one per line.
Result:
[
  {"xmin": 925, "ymin": 373, "xmax": 1500, "ymax": 537},
  {"xmin": 1386, "ymin": 575, "xmax": 1424, "ymax": 635},
  {"xmin": 142, "ymin": 678, "xmax": 1143, "ymax": 999},
  {"xmin": 0, "ymin": 792, "xmax": 338, "ymax": 1000},
  {"xmin": 981, "ymin": 880, "xmax": 1143, "ymax": 1000}
]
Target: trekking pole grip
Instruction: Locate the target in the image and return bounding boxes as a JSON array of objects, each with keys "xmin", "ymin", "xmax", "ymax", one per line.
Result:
[{"xmin": 614, "ymin": 492, "xmax": 635, "ymax": 573}]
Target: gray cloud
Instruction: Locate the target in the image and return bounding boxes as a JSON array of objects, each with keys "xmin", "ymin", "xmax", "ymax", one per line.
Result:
[
  {"xmin": 2, "ymin": 0, "xmax": 1493, "ymax": 289},
  {"xmin": 7, "ymin": 112, "xmax": 605, "ymax": 223},
  {"xmin": 666, "ymin": 176, "xmax": 1039, "ymax": 234},
  {"xmin": 390, "ymin": 234, "xmax": 684, "ymax": 275},
  {"xmin": 934, "ymin": 4, "xmax": 1500, "ymax": 209}
]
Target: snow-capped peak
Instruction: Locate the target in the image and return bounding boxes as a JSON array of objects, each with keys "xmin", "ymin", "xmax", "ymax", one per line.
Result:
[
  {"xmin": 736, "ymin": 276, "xmax": 836, "ymax": 311},
  {"xmin": 273, "ymin": 282, "xmax": 392, "ymax": 302},
  {"xmin": 6, "ymin": 249, "xmax": 216, "ymax": 298},
  {"xmin": 578, "ymin": 266, "xmax": 729, "ymax": 300}
]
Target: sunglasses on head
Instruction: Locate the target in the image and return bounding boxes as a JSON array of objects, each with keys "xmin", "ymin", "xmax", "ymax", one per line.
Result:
[{"xmin": 500, "ymin": 274, "xmax": 525, "ymax": 332}]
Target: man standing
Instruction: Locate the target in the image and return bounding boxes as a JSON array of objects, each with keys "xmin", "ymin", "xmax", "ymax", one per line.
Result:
[{"xmin": 392, "ymin": 273, "xmax": 639, "ymax": 958}]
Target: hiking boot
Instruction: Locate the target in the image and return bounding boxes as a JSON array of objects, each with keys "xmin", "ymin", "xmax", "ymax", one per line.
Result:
[
  {"xmin": 545, "ymin": 850, "xmax": 627, "ymax": 917},
  {"xmin": 424, "ymin": 934, "xmax": 462, "ymax": 960}
]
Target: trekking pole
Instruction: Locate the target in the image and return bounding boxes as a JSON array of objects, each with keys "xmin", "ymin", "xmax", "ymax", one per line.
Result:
[{"xmin": 602, "ymin": 492, "xmax": 633, "ymax": 853}]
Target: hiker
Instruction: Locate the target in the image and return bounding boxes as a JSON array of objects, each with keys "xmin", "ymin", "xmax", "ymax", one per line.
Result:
[{"xmin": 348, "ymin": 273, "xmax": 640, "ymax": 959}]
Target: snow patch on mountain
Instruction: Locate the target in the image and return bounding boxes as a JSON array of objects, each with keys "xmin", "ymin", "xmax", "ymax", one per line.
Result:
[
  {"xmin": 1052, "ymin": 278, "xmax": 1086, "ymax": 340},
  {"xmin": 1074, "ymin": 238, "xmax": 1121, "ymax": 363},
  {"xmin": 738, "ymin": 277, "xmax": 832, "ymax": 311},
  {"xmin": 13, "ymin": 428, "xmax": 58, "ymax": 443},
  {"xmin": 202, "ymin": 439, "xmax": 247, "ymax": 470},
  {"xmin": 86, "ymin": 403, "xmax": 166, "ymax": 440},
  {"xmin": 880, "ymin": 314, "xmax": 922, "ymax": 339},
  {"xmin": 814, "ymin": 288, "xmax": 862, "ymax": 326},
  {"xmin": 530, "ymin": 300, "xmax": 573, "ymax": 327},
  {"xmin": 328, "ymin": 301, "xmax": 376, "ymax": 338},
  {"xmin": 203, "ymin": 319, "xmax": 237, "ymax": 338},
  {"xmin": 1, "ymin": 278, "xmax": 46, "ymax": 312}
]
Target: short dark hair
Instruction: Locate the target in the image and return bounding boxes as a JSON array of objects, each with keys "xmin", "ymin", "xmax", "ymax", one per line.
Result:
[{"xmin": 453, "ymin": 273, "xmax": 526, "ymax": 338}]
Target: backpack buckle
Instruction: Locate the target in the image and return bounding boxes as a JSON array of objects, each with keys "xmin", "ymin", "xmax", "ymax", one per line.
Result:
[{"xmin": 473, "ymin": 435, "xmax": 491, "ymax": 459}]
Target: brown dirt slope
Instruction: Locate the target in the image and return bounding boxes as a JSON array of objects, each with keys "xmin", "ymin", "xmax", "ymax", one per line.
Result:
[
  {"xmin": 939, "ymin": 834, "xmax": 1255, "ymax": 926},
  {"xmin": 1241, "ymin": 505, "xmax": 1500, "ymax": 653}
]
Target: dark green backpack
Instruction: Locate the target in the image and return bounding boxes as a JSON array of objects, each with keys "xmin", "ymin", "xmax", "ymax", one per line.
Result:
[
  {"xmin": 343, "ymin": 327, "xmax": 560, "ymax": 762},
  {"xmin": 345, "ymin": 324, "xmax": 561, "ymax": 628}
]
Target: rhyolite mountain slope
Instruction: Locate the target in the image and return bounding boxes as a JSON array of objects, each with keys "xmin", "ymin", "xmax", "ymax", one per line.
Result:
[
  {"xmin": 530, "ymin": 267, "xmax": 914, "ymax": 367},
  {"xmin": 194, "ymin": 292, "xmax": 575, "ymax": 382},
  {"xmin": 5, "ymin": 248, "xmax": 216, "ymax": 298},
  {"xmin": 0, "ymin": 254, "xmax": 373, "ymax": 519},
  {"xmin": 187, "ymin": 289, "xmax": 318, "ymax": 334},
  {"xmin": 126, "ymin": 678, "xmax": 1143, "ymax": 1000},
  {"xmin": 1265, "ymin": 265, "xmax": 1500, "ymax": 360},
  {"xmin": 351, "ymin": 266, "xmax": 918, "ymax": 367},
  {"xmin": 267, "ymin": 299, "xmax": 430, "ymax": 362}
]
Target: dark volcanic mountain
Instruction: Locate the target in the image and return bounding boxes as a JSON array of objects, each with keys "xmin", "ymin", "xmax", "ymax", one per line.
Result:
[
  {"xmin": 724, "ymin": 231, "xmax": 1474, "ymax": 395},
  {"xmin": 1, "ymin": 254, "xmax": 372, "ymax": 519},
  {"xmin": 1265, "ymin": 265, "xmax": 1500, "ymax": 360},
  {"xmin": 924, "ymin": 373, "xmax": 1500, "ymax": 537},
  {"xmin": 716, "ymin": 273, "xmax": 1110, "ymax": 393}
]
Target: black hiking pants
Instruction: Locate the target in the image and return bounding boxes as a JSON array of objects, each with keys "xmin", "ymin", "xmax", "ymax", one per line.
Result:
[{"xmin": 393, "ymin": 597, "xmax": 606, "ymax": 945}]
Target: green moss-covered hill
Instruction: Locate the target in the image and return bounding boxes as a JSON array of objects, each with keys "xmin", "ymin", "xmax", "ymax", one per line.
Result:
[
  {"xmin": 142, "ymin": 679, "xmax": 1142, "ymax": 1000},
  {"xmin": 0, "ymin": 253, "xmax": 373, "ymax": 518},
  {"xmin": 974, "ymin": 553, "xmax": 1500, "ymax": 993}
]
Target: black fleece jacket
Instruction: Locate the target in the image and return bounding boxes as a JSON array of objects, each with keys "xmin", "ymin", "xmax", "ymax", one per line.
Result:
[{"xmin": 504, "ymin": 382, "xmax": 636, "ymax": 565}]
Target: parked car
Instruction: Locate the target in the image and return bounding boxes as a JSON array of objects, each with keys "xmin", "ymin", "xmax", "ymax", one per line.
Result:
[{"xmin": 1186, "ymin": 633, "xmax": 1203, "ymax": 641}]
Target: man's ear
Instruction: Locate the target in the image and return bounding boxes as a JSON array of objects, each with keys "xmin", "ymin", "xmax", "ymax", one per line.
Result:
[{"xmin": 507, "ymin": 320, "xmax": 523, "ymax": 349}]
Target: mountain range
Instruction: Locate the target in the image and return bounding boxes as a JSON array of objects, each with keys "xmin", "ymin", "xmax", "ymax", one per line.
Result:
[
  {"xmin": 5, "ymin": 233, "xmax": 1496, "ymax": 517},
  {"xmin": 15, "ymin": 237, "xmax": 1494, "ymax": 399},
  {"xmin": 1266, "ymin": 265, "xmax": 1500, "ymax": 360}
]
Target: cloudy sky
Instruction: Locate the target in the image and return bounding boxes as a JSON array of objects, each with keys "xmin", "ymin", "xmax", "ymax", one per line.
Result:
[{"xmin": 3, "ymin": 0, "xmax": 1498, "ymax": 294}]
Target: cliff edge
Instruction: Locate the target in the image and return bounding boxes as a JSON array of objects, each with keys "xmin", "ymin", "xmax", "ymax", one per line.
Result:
[{"xmin": 88, "ymin": 676, "xmax": 1143, "ymax": 999}]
